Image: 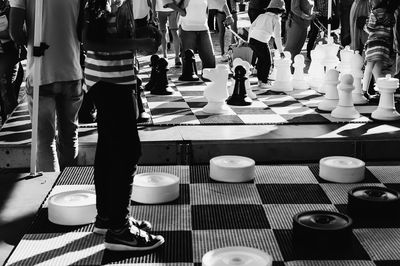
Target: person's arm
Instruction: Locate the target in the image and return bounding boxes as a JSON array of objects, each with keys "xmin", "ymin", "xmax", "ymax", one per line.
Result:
[
  {"xmin": 290, "ymin": 0, "xmax": 316, "ymax": 20},
  {"xmin": 163, "ymin": 0, "xmax": 187, "ymax": 16},
  {"xmin": 9, "ymin": 7, "xmax": 26, "ymax": 45},
  {"xmin": 221, "ymin": 1, "xmax": 234, "ymax": 26},
  {"xmin": 273, "ymin": 17, "xmax": 284, "ymax": 55}
]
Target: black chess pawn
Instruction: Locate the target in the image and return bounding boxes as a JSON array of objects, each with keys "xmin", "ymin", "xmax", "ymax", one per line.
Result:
[
  {"xmin": 179, "ymin": 49, "xmax": 200, "ymax": 81},
  {"xmin": 144, "ymin": 54, "xmax": 160, "ymax": 91},
  {"xmin": 151, "ymin": 57, "xmax": 174, "ymax": 95},
  {"xmin": 227, "ymin": 65, "xmax": 252, "ymax": 106}
]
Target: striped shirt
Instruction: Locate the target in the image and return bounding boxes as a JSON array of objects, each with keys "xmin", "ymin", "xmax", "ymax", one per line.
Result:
[{"xmin": 84, "ymin": 0, "xmax": 136, "ymax": 89}]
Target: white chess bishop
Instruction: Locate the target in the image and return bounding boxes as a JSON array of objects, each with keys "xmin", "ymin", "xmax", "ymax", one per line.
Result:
[
  {"xmin": 292, "ymin": 54, "xmax": 308, "ymax": 90},
  {"xmin": 271, "ymin": 51, "xmax": 293, "ymax": 92},
  {"xmin": 318, "ymin": 69, "xmax": 340, "ymax": 111},
  {"xmin": 308, "ymin": 42, "xmax": 325, "ymax": 91},
  {"xmin": 232, "ymin": 58, "xmax": 257, "ymax": 99},
  {"xmin": 202, "ymin": 64, "xmax": 231, "ymax": 114},
  {"xmin": 371, "ymin": 74, "xmax": 400, "ymax": 121},
  {"xmin": 331, "ymin": 74, "xmax": 360, "ymax": 119},
  {"xmin": 350, "ymin": 51, "xmax": 368, "ymax": 104}
]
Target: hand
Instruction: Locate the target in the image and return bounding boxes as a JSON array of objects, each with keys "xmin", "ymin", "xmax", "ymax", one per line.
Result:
[{"xmin": 224, "ymin": 15, "xmax": 234, "ymax": 27}]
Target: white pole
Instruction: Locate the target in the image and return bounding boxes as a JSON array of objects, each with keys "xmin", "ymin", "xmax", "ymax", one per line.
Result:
[
  {"xmin": 327, "ymin": 0, "xmax": 332, "ymax": 43},
  {"xmin": 30, "ymin": 0, "xmax": 44, "ymax": 175}
]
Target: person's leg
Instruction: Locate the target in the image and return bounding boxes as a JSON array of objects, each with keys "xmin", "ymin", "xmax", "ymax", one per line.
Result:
[
  {"xmin": 250, "ymin": 38, "xmax": 270, "ymax": 83},
  {"xmin": 91, "ymin": 81, "xmax": 141, "ymax": 229},
  {"xmin": 180, "ymin": 27, "xmax": 199, "ymax": 64},
  {"xmin": 284, "ymin": 20, "xmax": 308, "ymax": 62},
  {"xmin": 340, "ymin": 0, "xmax": 354, "ymax": 47},
  {"xmin": 56, "ymin": 80, "xmax": 83, "ymax": 170},
  {"xmin": 26, "ymin": 80, "xmax": 59, "ymax": 172},
  {"xmin": 208, "ymin": 9, "xmax": 218, "ymax": 32},
  {"xmin": 306, "ymin": 19, "xmax": 319, "ymax": 59},
  {"xmin": 230, "ymin": 12, "xmax": 238, "ymax": 44},
  {"xmin": 197, "ymin": 30, "xmax": 216, "ymax": 69},
  {"xmin": 157, "ymin": 11, "xmax": 169, "ymax": 58},
  {"xmin": 168, "ymin": 11, "xmax": 181, "ymax": 65},
  {"xmin": 216, "ymin": 11, "xmax": 227, "ymax": 56},
  {"xmin": 362, "ymin": 61, "xmax": 374, "ymax": 93}
]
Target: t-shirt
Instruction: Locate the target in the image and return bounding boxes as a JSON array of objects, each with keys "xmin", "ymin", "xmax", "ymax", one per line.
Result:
[
  {"xmin": 133, "ymin": 0, "xmax": 150, "ymax": 19},
  {"xmin": 9, "ymin": 0, "xmax": 82, "ymax": 86},
  {"xmin": 249, "ymin": 12, "xmax": 283, "ymax": 52},
  {"xmin": 84, "ymin": 0, "xmax": 136, "ymax": 89},
  {"xmin": 180, "ymin": 0, "xmax": 225, "ymax": 31}
]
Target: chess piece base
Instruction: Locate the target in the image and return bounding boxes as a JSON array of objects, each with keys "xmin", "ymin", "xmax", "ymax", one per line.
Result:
[
  {"xmin": 318, "ymin": 99, "xmax": 338, "ymax": 112},
  {"xmin": 352, "ymin": 93, "xmax": 369, "ymax": 105},
  {"xmin": 151, "ymin": 87, "xmax": 174, "ymax": 95},
  {"xmin": 203, "ymin": 102, "xmax": 231, "ymax": 114},
  {"xmin": 331, "ymin": 106, "xmax": 360, "ymax": 119},
  {"xmin": 371, "ymin": 108, "xmax": 400, "ymax": 121},
  {"xmin": 226, "ymin": 95, "xmax": 252, "ymax": 106},
  {"xmin": 271, "ymin": 81, "xmax": 293, "ymax": 92},
  {"xmin": 179, "ymin": 75, "xmax": 199, "ymax": 81}
]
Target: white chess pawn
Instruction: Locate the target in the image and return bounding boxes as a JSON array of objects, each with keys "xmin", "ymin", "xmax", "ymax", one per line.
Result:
[
  {"xmin": 318, "ymin": 69, "xmax": 340, "ymax": 111},
  {"xmin": 202, "ymin": 64, "xmax": 230, "ymax": 114},
  {"xmin": 331, "ymin": 74, "xmax": 360, "ymax": 119},
  {"xmin": 371, "ymin": 74, "xmax": 400, "ymax": 121},
  {"xmin": 233, "ymin": 58, "xmax": 256, "ymax": 99},
  {"xmin": 292, "ymin": 54, "xmax": 309, "ymax": 90},
  {"xmin": 350, "ymin": 51, "xmax": 368, "ymax": 104},
  {"xmin": 308, "ymin": 43, "xmax": 325, "ymax": 91},
  {"xmin": 271, "ymin": 51, "xmax": 293, "ymax": 92}
]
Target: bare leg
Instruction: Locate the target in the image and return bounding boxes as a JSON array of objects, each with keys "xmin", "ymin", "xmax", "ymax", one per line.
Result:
[
  {"xmin": 161, "ymin": 29, "xmax": 168, "ymax": 58},
  {"xmin": 362, "ymin": 61, "xmax": 374, "ymax": 93},
  {"xmin": 171, "ymin": 29, "xmax": 181, "ymax": 64}
]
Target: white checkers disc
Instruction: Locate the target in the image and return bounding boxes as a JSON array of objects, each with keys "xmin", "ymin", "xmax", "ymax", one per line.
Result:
[
  {"xmin": 210, "ymin": 155, "xmax": 255, "ymax": 183},
  {"xmin": 202, "ymin": 246, "xmax": 272, "ymax": 266},
  {"xmin": 319, "ymin": 156, "xmax": 365, "ymax": 183},
  {"xmin": 131, "ymin": 172, "xmax": 180, "ymax": 204},
  {"xmin": 48, "ymin": 190, "xmax": 97, "ymax": 226}
]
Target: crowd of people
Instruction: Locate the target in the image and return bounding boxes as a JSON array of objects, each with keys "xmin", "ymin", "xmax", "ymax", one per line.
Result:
[{"xmin": 1, "ymin": 0, "xmax": 400, "ymax": 254}]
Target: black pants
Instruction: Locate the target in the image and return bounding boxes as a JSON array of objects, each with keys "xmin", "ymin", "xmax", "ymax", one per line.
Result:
[
  {"xmin": 90, "ymin": 81, "xmax": 141, "ymax": 229},
  {"xmin": 306, "ymin": 16, "xmax": 328, "ymax": 55},
  {"xmin": 249, "ymin": 38, "xmax": 271, "ymax": 83}
]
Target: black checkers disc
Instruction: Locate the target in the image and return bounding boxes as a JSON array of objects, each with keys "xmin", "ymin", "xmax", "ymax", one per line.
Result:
[
  {"xmin": 293, "ymin": 210, "xmax": 353, "ymax": 250},
  {"xmin": 348, "ymin": 186, "xmax": 400, "ymax": 224}
]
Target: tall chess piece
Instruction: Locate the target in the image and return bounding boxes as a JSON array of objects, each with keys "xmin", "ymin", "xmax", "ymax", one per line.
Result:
[
  {"xmin": 308, "ymin": 42, "xmax": 325, "ymax": 91},
  {"xmin": 338, "ymin": 46, "xmax": 353, "ymax": 76},
  {"xmin": 331, "ymin": 74, "xmax": 360, "ymax": 119},
  {"xmin": 318, "ymin": 69, "xmax": 340, "ymax": 111},
  {"xmin": 292, "ymin": 54, "xmax": 308, "ymax": 90},
  {"xmin": 202, "ymin": 64, "xmax": 230, "ymax": 114},
  {"xmin": 350, "ymin": 51, "xmax": 368, "ymax": 104},
  {"xmin": 271, "ymin": 51, "xmax": 293, "ymax": 92},
  {"xmin": 144, "ymin": 54, "xmax": 160, "ymax": 91},
  {"xmin": 227, "ymin": 65, "xmax": 252, "ymax": 106},
  {"xmin": 151, "ymin": 57, "xmax": 174, "ymax": 95},
  {"xmin": 319, "ymin": 38, "xmax": 340, "ymax": 93},
  {"xmin": 233, "ymin": 58, "xmax": 257, "ymax": 99},
  {"xmin": 179, "ymin": 49, "xmax": 200, "ymax": 81},
  {"xmin": 371, "ymin": 74, "xmax": 400, "ymax": 121}
]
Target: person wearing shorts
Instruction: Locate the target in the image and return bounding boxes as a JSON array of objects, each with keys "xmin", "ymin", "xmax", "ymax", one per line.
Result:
[{"xmin": 154, "ymin": 0, "xmax": 181, "ymax": 66}]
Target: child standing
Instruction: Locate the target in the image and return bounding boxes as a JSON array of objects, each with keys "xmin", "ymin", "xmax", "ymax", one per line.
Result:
[
  {"xmin": 248, "ymin": 0, "xmax": 285, "ymax": 89},
  {"xmin": 362, "ymin": 0, "xmax": 399, "ymax": 99}
]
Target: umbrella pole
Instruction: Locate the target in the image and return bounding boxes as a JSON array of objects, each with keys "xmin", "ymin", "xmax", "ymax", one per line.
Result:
[
  {"xmin": 29, "ymin": 0, "xmax": 45, "ymax": 177},
  {"xmin": 327, "ymin": 0, "xmax": 332, "ymax": 43}
]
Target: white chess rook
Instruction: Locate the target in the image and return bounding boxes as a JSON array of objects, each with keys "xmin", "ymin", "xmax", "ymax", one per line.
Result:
[
  {"xmin": 271, "ymin": 51, "xmax": 293, "ymax": 92},
  {"xmin": 350, "ymin": 51, "xmax": 368, "ymax": 104},
  {"xmin": 292, "ymin": 54, "xmax": 308, "ymax": 90},
  {"xmin": 202, "ymin": 65, "xmax": 231, "ymax": 114},
  {"xmin": 318, "ymin": 69, "xmax": 340, "ymax": 111},
  {"xmin": 371, "ymin": 74, "xmax": 400, "ymax": 121},
  {"xmin": 331, "ymin": 74, "xmax": 361, "ymax": 119}
]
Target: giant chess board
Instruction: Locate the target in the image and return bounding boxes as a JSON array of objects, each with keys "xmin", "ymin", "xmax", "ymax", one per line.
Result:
[{"xmin": 5, "ymin": 164, "xmax": 400, "ymax": 265}]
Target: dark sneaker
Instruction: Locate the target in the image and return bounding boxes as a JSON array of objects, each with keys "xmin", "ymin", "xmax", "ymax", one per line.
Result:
[
  {"xmin": 94, "ymin": 216, "xmax": 152, "ymax": 235},
  {"xmin": 104, "ymin": 223, "xmax": 164, "ymax": 251}
]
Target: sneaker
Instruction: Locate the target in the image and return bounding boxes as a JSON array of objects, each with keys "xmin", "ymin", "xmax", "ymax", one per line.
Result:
[
  {"xmin": 221, "ymin": 54, "xmax": 229, "ymax": 62},
  {"xmin": 258, "ymin": 80, "xmax": 272, "ymax": 89},
  {"xmin": 104, "ymin": 222, "xmax": 164, "ymax": 251},
  {"xmin": 94, "ymin": 216, "xmax": 152, "ymax": 235}
]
